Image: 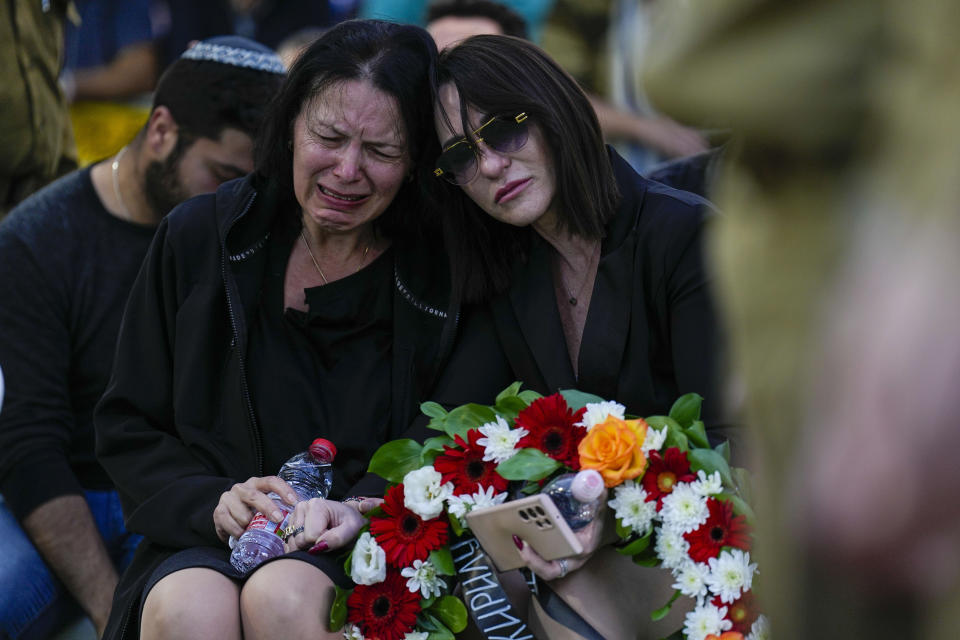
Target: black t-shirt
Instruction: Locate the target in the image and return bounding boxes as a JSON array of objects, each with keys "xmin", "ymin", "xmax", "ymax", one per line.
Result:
[{"xmin": 247, "ymin": 215, "xmax": 393, "ymax": 496}]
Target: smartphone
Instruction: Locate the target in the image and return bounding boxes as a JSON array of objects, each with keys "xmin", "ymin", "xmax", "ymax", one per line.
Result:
[{"xmin": 464, "ymin": 493, "xmax": 583, "ymax": 572}]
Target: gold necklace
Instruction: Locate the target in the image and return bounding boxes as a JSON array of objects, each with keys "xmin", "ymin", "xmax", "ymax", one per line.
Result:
[
  {"xmin": 111, "ymin": 146, "xmax": 132, "ymax": 221},
  {"xmin": 299, "ymin": 228, "xmax": 370, "ymax": 285}
]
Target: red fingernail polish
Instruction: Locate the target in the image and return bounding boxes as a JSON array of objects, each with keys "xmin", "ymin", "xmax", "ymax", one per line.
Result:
[
  {"xmin": 513, "ymin": 535, "xmax": 523, "ymax": 550},
  {"xmin": 308, "ymin": 541, "xmax": 328, "ymax": 554}
]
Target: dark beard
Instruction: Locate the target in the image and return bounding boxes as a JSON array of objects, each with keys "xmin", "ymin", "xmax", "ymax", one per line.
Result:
[{"xmin": 143, "ymin": 136, "xmax": 190, "ymax": 219}]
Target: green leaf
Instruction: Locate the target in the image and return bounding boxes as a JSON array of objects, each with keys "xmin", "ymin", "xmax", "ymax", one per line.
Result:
[
  {"xmin": 495, "ymin": 381, "xmax": 523, "ymax": 404},
  {"xmin": 421, "ymin": 401, "xmax": 449, "ymax": 419},
  {"xmin": 668, "ymin": 393, "xmax": 702, "ymax": 428},
  {"xmin": 448, "ymin": 510, "xmax": 465, "ymax": 536},
  {"xmin": 430, "ymin": 547, "xmax": 456, "ymax": 576},
  {"xmin": 688, "ymin": 448, "xmax": 734, "ymax": 487},
  {"xmin": 420, "ymin": 436, "xmax": 454, "ymax": 465},
  {"xmin": 559, "ymin": 388, "xmax": 606, "ymax": 411},
  {"xmin": 495, "ymin": 396, "xmax": 528, "ymax": 421},
  {"xmin": 441, "ymin": 404, "xmax": 497, "ymax": 441},
  {"xmin": 430, "ymin": 595, "xmax": 468, "ymax": 633},
  {"xmin": 658, "ymin": 630, "xmax": 686, "ymax": 640},
  {"xmin": 368, "ymin": 439, "xmax": 424, "ymax": 482},
  {"xmin": 633, "ymin": 555, "xmax": 660, "ymax": 567},
  {"xmin": 329, "ymin": 585, "xmax": 350, "ymax": 630},
  {"xmin": 683, "ymin": 420, "xmax": 710, "ymax": 449},
  {"xmin": 496, "ymin": 448, "xmax": 562, "ymax": 481},
  {"xmin": 423, "ymin": 613, "xmax": 455, "ymax": 640},
  {"xmin": 724, "ymin": 493, "xmax": 758, "ymax": 524},
  {"xmin": 518, "ymin": 389, "xmax": 544, "ymax": 404},
  {"xmin": 714, "ymin": 438, "xmax": 731, "ymax": 463},
  {"xmin": 650, "ymin": 590, "xmax": 681, "ymax": 621},
  {"xmin": 645, "ymin": 416, "xmax": 688, "ymax": 451},
  {"xmin": 731, "ymin": 466, "xmax": 754, "ymax": 502},
  {"xmin": 615, "ymin": 531, "xmax": 652, "ymax": 555}
]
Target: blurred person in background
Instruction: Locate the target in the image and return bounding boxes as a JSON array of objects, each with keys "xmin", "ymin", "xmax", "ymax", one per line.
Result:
[
  {"xmin": 366, "ymin": 0, "xmax": 553, "ymax": 41},
  {"xmin": 59, "ymin": 0, "xmax": 161, "ymax": 166},
  {"xmin": 1, "ymin": 0, "xmax": 77, "ymax": 218},
  {"xmin": 426, "ymin": 0, "xmax": 710, "ymax": 175},
  {"xmin": 0, "ymin": 37, "xmax": 284, "ymax": 640},
  {"xmin": 541, "ymin": 0, "xmax": 708, "ymax": 172},
  {"xmin": 643, "ymin": 0, "xmax": 960, "ymax": 638}
]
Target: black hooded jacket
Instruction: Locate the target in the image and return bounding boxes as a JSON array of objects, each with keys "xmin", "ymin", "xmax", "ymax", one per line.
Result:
[{"xmin": 94, "ymin": 174, "xmax": 457, "ymax": 638}]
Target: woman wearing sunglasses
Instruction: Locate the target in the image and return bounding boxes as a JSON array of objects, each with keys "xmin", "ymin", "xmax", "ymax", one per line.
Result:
[{"xmin": 426, "ymin": 35, "xmax": 726, "ymax": 638}]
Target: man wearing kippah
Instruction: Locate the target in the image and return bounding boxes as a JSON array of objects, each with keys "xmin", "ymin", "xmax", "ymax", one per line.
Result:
[{"xmin": 0, "ymin": 36, "xmax": 285, "ymax": 639}]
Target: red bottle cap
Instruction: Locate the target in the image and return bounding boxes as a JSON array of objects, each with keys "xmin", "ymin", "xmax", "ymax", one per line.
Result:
[{"xmin": 309, "ymin": 438, "xmax": 337, "ymax": 462}]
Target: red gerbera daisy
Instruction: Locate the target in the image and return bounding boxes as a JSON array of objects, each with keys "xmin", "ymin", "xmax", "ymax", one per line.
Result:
[
  {"xmin": 369, "ymin": 484, "xmax": 449, "ymax": 566},
  {"xmin": 713, "ymin": 590, "xmax": 759, "ymax": 634},
  {"xmin": 433, "ymin": 429, "xmax": 509, "ymax": 496},
  {"xmin": 641, "ymin": 447, "xmax": 695, "ymax": 507},
  {"xmin": 515, "ymin": 393, "xmax": 586, "ymax": 469},
  {"xmin": 348, "ymin": 568, "xmax": 421, "ymax": 640},
  {"xmin": 684, "ymin": 497, "xmax": 752, "ymax": 562}
]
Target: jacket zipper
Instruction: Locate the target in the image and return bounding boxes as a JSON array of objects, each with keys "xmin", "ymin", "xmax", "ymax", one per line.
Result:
[{"xmin": 221, "ymin": 190, "xmax": 264, "ymax": 476}]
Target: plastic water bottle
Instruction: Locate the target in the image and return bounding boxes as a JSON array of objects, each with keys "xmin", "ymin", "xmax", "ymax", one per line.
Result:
[
  {"xmin": 541, "ymin": 469, "xmax": 605, "ymax": 531},
  {"xmin": 229, "ymin": 438, "xmax": 337, "ymax": 574}
]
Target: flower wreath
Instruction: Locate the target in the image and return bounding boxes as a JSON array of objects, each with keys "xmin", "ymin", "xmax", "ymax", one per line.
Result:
[{"xmin": 330, "ymin": 383, "xmax": 769, "ymax": 640}]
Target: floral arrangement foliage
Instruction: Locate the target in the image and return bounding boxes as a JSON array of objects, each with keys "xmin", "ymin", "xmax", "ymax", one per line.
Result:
[{"xmin": 331, "ymin": 383, "xmax": 768, "ymax": 640}]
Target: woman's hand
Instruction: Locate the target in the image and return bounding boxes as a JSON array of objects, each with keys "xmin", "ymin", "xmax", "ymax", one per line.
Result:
[
  {"xmin": 514, "ymin": 496, "xmax": 609, "ymax": 581},
  {"xmin": 213, "ymin": 475, "xmax": 298, "ymax": 543},
  {"xmin": 283, "ymin": 498, "xmax": 367, "ymax": 554}
]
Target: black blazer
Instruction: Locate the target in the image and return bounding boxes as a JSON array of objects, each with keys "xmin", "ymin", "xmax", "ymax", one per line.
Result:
[{"xmin": 430, "ymin": 150, "xmax": 727, "ymax": 436}]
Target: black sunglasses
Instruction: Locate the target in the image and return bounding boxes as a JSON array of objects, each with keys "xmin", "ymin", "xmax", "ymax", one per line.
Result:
[{"xmin": 434, "ymin": 112, "xmax": 529, "ymax": 185}]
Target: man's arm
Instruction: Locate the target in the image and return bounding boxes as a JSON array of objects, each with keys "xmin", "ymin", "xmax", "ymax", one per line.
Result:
[
  {"xmin": 588, "ymin": 94, "xmax": 709, "ymax": 159},
  {"xmin": 22, "ymin": 496, "xmax": 118, "ymax": 637}
]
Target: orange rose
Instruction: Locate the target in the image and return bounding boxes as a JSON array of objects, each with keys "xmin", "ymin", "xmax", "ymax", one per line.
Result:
[
  {"xmin": 705, "ymin": 633, "xmax": 744, "ymax": 640},
  {"xmin": 577, "ymin": 416, "xmax": 648, "ymax": 487}
]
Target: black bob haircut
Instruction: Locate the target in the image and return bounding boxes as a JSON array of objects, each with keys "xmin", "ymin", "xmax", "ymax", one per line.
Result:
[
  {"xmin": 254, "ymin": 20, "xmax": 439, "ymax": 239},
  {"xmin": 430, "ymin": 35, "xmax": 620, "ymax": 302}
]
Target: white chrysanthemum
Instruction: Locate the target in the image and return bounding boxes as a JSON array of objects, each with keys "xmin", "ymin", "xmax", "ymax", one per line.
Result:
[
  {"xmin": 476, "ymin": 415, "xmax": 527, "ymax": 463},
  {"xmin": 446, "ymin": 493, "xmax": 470, "ymax": 521},
  {"xmin": 343, "ymin": 623, "xmax": 365, "ymax": 639},
  {"xmin": 349, "ymin": 532, "xmax": 386, "ymax": 585},
  {"xmin": 401, "ymin": 558, "xmax": 444, "ymax": 599},
  {"xmin": 640, "ymin": 426, "xmax": 667, "ymax": 454},
  {"xmin": 403, "ymin": 633, "xmax": 429, "ymax": 640},
  {"xmin": 608, "ymin": 481, "xmax": 658, "ymax": 536},
  {"xmin": 691, "ymin": 470, "xmax": 723, "ymax": 497},
  {"xmin": 746, "ymin": 614, "xmax": 770, "ymax": 640},
  {"xmin": 402, "ymin": 466, "xmax": 453, "ymax": 520},
  {"xmin": 682, "ymin": 603, "xmax": 732, "ymax": 640},
  {"xmin": 673, "ymin": 560, "xmax": 710, "ymax": 603},
  {"xmin": 654, "ymin": 526, "xmax": 690, "ymax": 570},
  {"xmin": 575, "ymin": 400, "xmax": 626, "ymax": 430},
  {"xmin": 659, "ymin": 483, "xmax": 709, "ymax": 533},
  {"xmin": 706, "ymin": 548, "xmax": 757, "ymax": 604},
  {"xmin": 447, "ymin": 485, "xmax": 508, "ymax": 525}
]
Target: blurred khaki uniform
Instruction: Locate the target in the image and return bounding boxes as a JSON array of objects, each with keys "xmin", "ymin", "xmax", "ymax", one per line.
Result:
[
  {"xmin": 643, "ymin": 0, "xmax": 960, "ymax": 638},
  {"xmin": 1, "ymin": 0, "xmax": 77, "ymax": 218}
]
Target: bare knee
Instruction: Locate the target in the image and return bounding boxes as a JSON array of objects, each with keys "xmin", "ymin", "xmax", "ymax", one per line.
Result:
[
  {"xmin": 142, "ymin": 568, "xmax": 241, "ymax": 640},
  {"xmin": 240, "ymin": 559, "xmax": 340, "ymax": 639}
]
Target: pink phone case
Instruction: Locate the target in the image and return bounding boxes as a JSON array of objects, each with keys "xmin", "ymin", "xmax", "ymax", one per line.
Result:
[{"xmin": 464, "ymin": 493, "xmax": 583, "ymax": 572}]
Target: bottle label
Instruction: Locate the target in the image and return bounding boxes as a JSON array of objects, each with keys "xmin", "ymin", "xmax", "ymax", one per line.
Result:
[{"xmin": 245, "ymin": 512, "xmax": 286, "ymax": 538}]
